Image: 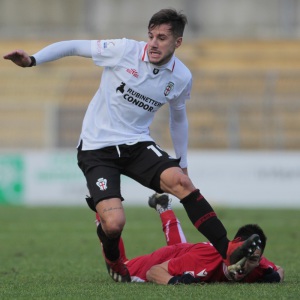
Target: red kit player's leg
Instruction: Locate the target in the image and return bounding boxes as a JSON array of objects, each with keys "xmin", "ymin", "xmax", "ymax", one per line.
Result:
[{"xmin": 159, "ymin": 209, "xmax": 187, "ymax": 245}]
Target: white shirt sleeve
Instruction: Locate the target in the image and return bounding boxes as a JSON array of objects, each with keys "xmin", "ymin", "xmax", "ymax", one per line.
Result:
[
  {"xmin": 91, "ymin": 38, "xmax": 127, "ymax": 67},
  {"xmin": 168, "ymin": 79, "xmax": 192, "ymax": 168},
  {"xmin": 33, "ymin": 40, "xmax": 92, "ymax": 65},
  {"xmin": 169, "ymin": 104, "xmax": 189, "ymax": 168}
]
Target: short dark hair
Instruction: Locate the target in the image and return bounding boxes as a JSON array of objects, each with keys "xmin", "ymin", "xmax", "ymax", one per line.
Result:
[
  {"xmin": 234, "ymin": 224, "xmax": 267, "ymax": 254},
  {"xmin": 148, "ymin": 8, "xmax": 188, "ymax": 38}
]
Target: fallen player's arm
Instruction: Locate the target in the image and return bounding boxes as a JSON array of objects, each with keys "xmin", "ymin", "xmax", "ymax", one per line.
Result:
[
  {"xmin": 146, "ymin": 261, "xmax": 172, "ymax": 285},
  {"xmin": 275, "ymin": 265, "xmax": 284, "ymax": 282},
  {"xmin": 146, "ymin": 260, "xmax": 200, "ymax": 285},
  {"xmin": 259, "ymin": 265, "xmax": 284, "ymax": 283}
]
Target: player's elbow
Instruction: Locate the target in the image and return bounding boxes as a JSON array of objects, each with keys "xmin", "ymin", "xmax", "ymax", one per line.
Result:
[
  {"xmin": 146, "ymin": 268, "xmax": 154, "ymax": 282},
  {"xmin": 278, "ymin": 267, "xmax": 285, "ymax": 282},
  {"xmin": 146, "ymin": 266, "xmax": 170, "ymax": 285}
]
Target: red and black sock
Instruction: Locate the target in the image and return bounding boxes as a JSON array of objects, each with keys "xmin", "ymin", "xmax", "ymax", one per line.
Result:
[
  {"xmin": 97, "ymin": 223, "xmax": 120, "ymax": 262},
  {"xmin": 180, "ymin": 189, "xmax": 229, "ymax": 258}
]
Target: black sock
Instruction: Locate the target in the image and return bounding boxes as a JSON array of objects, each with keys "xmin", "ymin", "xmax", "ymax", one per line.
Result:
[
  {"xmin": 180, "ymin": 189, "xmax": 229, "ymax": 258},
  {"xmin": 97, "ymin": 223, "xmax": 120, "ymax": 262}
]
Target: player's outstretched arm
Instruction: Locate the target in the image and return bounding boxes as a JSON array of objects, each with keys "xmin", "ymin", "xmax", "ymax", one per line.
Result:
[
  {"xmin": 146, "ymin": 260, "xmax": 200, "ymax": 285},
  {"xmin": 276, "ymin": 265, "xmax": 284, "ymax": 282},
  {"xmin": 259, "ymin": 266, "xmax": 284, "ymax": 283},
  {"xmin": 4, "ymin": 41, "xmax": 92, "ymax": 67},
  {"xmin": 146, "ymin": 261, "xmax": 172, "ymax": 285},
  {"xmin": 3, "ymin": 50, "xmax": 32, "ymax": 68}
]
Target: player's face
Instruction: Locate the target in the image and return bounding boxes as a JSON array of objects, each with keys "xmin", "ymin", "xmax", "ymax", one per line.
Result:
[
  {"xmin": 231, "ymin": 249, "xmax": 262, "ymax": 281},
  {"xmin": 147, "ymin": 24, "xmax": 182, "ymax": 66}
]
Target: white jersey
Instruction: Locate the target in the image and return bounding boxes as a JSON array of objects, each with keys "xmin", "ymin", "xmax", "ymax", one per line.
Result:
[
  {"xmin": 32, "ymin": 38, "xmax": 192, "ymax": 168},
  {"xmin": 80, "ymin": 38, "xmax": 192, "ymax": 153}
]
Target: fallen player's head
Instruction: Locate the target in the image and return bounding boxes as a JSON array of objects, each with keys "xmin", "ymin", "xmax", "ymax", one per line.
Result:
[
  {"xmin": 234, "ymin": 224, "xmax": 267, "ymax": 253},
  {"xmin": 230, "ymin": 224, "xmax": 267, "ymax": 281}
]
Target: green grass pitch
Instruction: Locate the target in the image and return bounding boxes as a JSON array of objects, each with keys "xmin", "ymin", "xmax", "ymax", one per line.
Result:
[{"xmin": 0, "ymin": 205, "xmax": 299, "ymax": 299}]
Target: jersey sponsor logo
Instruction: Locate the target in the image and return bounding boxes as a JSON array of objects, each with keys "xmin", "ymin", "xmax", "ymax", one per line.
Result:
[
  {"xmin": 96, "ymin": 178, "xmax": 108, "ymax": 191},
  {"xmin": 197, "ymin": 269, "xmax": 208, "ymax": 277},
  {"xmin": 116, "ymin": 82, "xmax": 163, "ymax": 112},
  {"xmin": 126, "ymin": 68, "xmax": 139, "ymax": 78},
  {"xmin": 116, "ymin": 82, "xmax": 126, "ymax": 93},
  {"xmin": 164, "ymin": 81, "xmax": 174, "ymax": 96},
  {"xmin": 125, "ymin": 87, "xmax": 162, "ymax": 107}
]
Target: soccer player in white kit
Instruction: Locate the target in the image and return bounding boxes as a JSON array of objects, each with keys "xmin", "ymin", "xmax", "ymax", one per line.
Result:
[{"xmin": 4, "ymin": 9, "xmax": 261, "ymax": 283}]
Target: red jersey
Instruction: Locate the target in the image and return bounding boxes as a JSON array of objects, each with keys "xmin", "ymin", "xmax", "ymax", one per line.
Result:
[{"xmin": 126, "ymin": 242, "xmax": 277, "ymax": 283}]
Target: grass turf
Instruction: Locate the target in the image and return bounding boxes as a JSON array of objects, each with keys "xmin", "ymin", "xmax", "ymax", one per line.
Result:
[{"xmin": 0, "ymin": 205, "xmax": 299, "ymax": 299}]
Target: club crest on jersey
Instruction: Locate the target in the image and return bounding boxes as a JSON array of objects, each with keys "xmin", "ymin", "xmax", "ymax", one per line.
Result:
[
  {"xmin": 164, "ymin": 81, "xmax": 174, "ymax": 96},
  {"xmin": 96, "ymin": 178, "xmax": 108, "ymax": 191}
]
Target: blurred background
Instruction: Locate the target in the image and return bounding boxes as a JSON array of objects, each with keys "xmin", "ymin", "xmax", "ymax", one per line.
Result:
[{"xmin": 1, "ymin": 0, "xmax": 300, "ymax": 207}]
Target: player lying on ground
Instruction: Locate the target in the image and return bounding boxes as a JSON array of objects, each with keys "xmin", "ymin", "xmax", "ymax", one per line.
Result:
[{"xmin": 90, "ymin": 194, "xmax": 284, "ymax": 284}]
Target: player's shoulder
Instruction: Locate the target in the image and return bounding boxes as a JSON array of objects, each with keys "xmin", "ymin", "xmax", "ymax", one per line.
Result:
[
  {"xmin": 173, "ymin": 56, "xmax": 192, "ymax": 80},
  {"xmin": 99, "ymin": 38, "xmax": 143, "ymax": 50},
  {"xmin": 122, "ymin": 38, "xmax": 146, "ymax": 49}
]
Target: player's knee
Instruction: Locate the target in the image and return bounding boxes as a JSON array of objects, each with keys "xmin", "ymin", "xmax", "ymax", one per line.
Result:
[
  {"xmin": 179, "ymin": 174, "xmax": 193, "ymax": 189},
  {"xmin": 167, "ymin": 173, "xmax": 194, "ymax": 196},
  {"xmin": 171, "ymin": 172, "xmax": 193, "ymax": 191},
  {"xmin": 102, "ymin": 218, "xmax": 125, "ymax": 238},
  {"xmin": 160, "ymin": 168, "xmax": 195, "ymax": 198}
]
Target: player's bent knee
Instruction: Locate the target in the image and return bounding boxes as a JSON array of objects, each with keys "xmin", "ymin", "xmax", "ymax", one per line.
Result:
[
  {"xmin": 179, "ymin": 175, "xmax": 194, "ymax": 190},
  {"xmin": 103, "ymin": 225, "xmax": 123, "ymax": 238},
  {"xmin": 174, "ymin": 172, "xmax": 193, "ymax": 189},
  {"xmin": 161, "ymin": 173, "xmax": 195, "ymax": 198},
  {"xmin": 102, "ymin": 219, "xmax": 125, "ymax": 238}
]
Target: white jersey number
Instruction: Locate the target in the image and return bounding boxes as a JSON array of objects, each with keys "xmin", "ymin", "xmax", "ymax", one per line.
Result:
[{"xmin": 147, "ymin": 145, "xmax": 163, "ymax": 157}]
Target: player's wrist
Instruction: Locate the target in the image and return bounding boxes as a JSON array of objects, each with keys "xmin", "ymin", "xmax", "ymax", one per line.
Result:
[
  {"xmin": 28, "ymin": 56, "xmax": 36, "ymax": 67},
  {"xmin": 168, "ymin": 274, "xmax": 199, "ymax": 285},
  {"xmin": 168, "ymin": 276, "xmax": 181, "ymax": 285}
]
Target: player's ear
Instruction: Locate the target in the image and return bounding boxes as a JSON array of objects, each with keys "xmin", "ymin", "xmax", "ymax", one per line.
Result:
[{"xmin": 175, "ymin": 37, "xmax": 182, "ymax": 48}]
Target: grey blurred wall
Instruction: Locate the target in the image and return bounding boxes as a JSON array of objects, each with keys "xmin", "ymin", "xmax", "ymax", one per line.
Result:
[{"xmin": 1, "ymin": 0, "xmax": 300, "ymax": 40}]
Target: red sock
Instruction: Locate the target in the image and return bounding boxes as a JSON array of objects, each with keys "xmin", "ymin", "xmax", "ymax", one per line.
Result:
[
  {"xmin": 118, "ymin": 237, "xmax": 128, "ymax": 262},
  {"xmin": 160, "ymin": 210, "xmax": 187, "ymax": 245}
]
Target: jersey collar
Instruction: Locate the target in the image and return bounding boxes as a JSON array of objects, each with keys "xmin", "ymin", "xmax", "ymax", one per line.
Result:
[{"xmin": 142, "ymin": 44, "xmax": 176, "ymax": 72}]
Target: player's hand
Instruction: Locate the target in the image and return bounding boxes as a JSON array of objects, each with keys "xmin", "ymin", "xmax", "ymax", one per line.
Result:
[
  {"xmin": 259, "ymin": 267, "xmax": 281, "ymax": 283},
  {"xmin": 168, "ymin": 273, "xmax": 200, "ymax": 285},
  {"xmin": 3, "ymin": 50, "xmax": 32, "ymax": 67}
]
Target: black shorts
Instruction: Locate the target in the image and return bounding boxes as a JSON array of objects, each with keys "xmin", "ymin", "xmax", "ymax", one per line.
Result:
[{"xmin": 77, "ymin": 141, "xmax": 180, "ymax": 205}]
